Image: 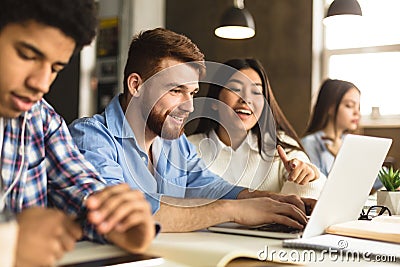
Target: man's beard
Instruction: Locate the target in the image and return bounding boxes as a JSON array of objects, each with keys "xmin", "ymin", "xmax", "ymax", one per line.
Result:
[{"xmin": 146, "ymin": 108, "xmax": 185, "ymax": 140}]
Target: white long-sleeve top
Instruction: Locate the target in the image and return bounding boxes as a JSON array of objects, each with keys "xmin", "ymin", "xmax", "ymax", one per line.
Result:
[{"xmin": 188, "ymin": 130, "xmax": 326, "ymax": 199}]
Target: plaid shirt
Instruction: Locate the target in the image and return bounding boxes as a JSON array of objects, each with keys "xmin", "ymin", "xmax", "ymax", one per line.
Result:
[{"xmin": 1, "ymin": 99, "xmax": 106, "ymax": 242}]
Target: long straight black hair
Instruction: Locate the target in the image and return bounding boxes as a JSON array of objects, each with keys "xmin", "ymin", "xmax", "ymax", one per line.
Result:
[
  {"xmin": 304, "ymin": 78, "xmax": 360, "ymax": 137},
  {"xmin": 190, "ymin": 58, "xmax": 304, "ymax": 157}
]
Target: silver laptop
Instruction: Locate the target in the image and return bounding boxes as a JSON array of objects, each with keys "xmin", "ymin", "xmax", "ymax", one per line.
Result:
[{"xmin": 208, "ymin": 134, "xmax": 392, "ymax": 239}]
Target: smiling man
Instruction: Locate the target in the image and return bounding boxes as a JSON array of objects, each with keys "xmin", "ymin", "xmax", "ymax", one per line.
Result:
[
  {"xmin": 69, "ymin": 28, "xmax": 315, "ymax": 233},
  {"xmin": 0, "ymin": 1, "xmax": 155, "ymax": 266}
]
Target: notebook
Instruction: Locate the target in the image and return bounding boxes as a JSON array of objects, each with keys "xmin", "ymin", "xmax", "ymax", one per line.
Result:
[{"xmin": 208, "ymin": 134, "xmax": 392, "ymax": 239}]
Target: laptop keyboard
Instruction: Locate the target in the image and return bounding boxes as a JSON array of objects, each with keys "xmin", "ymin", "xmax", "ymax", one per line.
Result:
[{"xmin": 250, "ymin": 223, "xmax": 302, "ymax": 234}]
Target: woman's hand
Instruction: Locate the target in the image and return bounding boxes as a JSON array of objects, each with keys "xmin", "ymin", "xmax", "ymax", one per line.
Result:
[{"xmin": 277, "ymin": 145, "xmax": 320, "ymax": 185}]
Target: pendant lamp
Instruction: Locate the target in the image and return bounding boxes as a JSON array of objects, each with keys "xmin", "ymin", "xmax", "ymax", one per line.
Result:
[
  {"xmin": 215, "ymin": 0, "xmax": 255, "ymax": 39},
  {"xmin": 324, "ymin": 0, "xmax": 362, "ymax": 25}
]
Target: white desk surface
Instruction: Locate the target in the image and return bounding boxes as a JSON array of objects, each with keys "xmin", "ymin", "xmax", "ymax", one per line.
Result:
[{"xmin": 59, "ymin": 231, "xmax": 398, "ymax": 267}]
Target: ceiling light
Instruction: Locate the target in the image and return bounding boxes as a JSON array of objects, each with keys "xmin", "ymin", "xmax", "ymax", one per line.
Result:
[
  {"xmin": 324, "ymin": 0, "xmax": 362, "ymax": 26},
  {"xmin": 215, "ymin": 0, "xmax": 255, "ymax": 39}
]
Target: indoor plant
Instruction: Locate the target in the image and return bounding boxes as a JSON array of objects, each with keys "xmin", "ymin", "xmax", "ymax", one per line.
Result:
[{"xmin": 377, "ymin": 166, "xmax": 400, "ymax": 215}]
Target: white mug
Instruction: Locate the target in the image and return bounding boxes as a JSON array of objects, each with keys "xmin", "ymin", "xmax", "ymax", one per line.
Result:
[{"xmin": 0, "ymin": 211, "xmax": 18, "ymax": 267}]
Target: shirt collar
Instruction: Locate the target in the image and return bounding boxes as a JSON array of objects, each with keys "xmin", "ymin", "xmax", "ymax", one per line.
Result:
[
  {"xmin": 104, "ymin": 94, "xmax": 135, "ymax": 139},
  {"xmin": 208, "ymin": 129, "xmax": 224, "ymax": 152},
  {"xmin": 208, "ymin": 129, "xmax": 259, "ymax": 152},
  {"xmin": 246, "ymin": 131, "xmax": 259, "ymax": 151}
]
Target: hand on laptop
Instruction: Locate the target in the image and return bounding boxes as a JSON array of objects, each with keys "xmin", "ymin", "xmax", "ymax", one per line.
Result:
[
  {"xmin": 277, "ymin": 145, "xmax": 319, "ymax": 185},
  {"xmin": 238, "ymin": 189, "xmax": 316, "ymax": 216},
  {"xmin": 302, "ymin": 198, "xmax": 316, "ymax": 216},
  {"xmin": 267, "ymin": 193, "xmax": 316, "ymax": 216},
  {"xmin": 85, "ymin": 184, "xmax": 155, "ymax": 253},
  {"xmin": 231, "ymin": 197, "xmax": 308, "ymax": 229},
  {"xmin": 263, "ymin": 193, "xmax": 316, "ymax": 217},
  {"xmin": 16, "ymin": 207, "xmax": 82, "ymax": 267}
]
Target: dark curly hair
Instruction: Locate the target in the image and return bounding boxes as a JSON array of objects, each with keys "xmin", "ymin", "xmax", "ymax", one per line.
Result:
[{"xmin": 0, "ymin": 0, "xmax": 98, "ymax": 52}]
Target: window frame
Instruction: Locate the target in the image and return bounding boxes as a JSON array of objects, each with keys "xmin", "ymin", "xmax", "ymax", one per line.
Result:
[{"xmin": 317, "ymin": 1, "xmax": 400, "ymax": 127}]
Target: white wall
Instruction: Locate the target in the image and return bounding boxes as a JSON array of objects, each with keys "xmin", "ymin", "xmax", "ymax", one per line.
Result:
[
  {"xmin": 118, "ymin": 0, "xmax": 165, "ymax": 93},
  {"xmin": 79, "ymin": 0, "xmax": 165, "ymax": 117}
]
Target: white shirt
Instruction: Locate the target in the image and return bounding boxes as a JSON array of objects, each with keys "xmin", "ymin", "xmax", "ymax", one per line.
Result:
[
  {"xmin": 188, "ymin": 130, "xmax": 326, "ymax": 199},
  {"xmin": 0, "ymin": 118, "xmax": 4, "ymax": 158},
  {"xmin": 0, "ymin": 117, "xmax": 5, "ymax": 211}
]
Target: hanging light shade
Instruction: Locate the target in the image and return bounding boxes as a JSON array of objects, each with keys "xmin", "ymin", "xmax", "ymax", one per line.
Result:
[
  {"xmin": 324, "ymin": 0, "xmax": 362, "ymax": 25},
  {"xmin": 215, "ymin": 0, "xmax": 255, "ymax": 39}
]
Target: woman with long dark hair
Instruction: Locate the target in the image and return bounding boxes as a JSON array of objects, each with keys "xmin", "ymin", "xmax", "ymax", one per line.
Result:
[
  {"xmin": 302, "ymin": 79, "xmax": 361, "ymax": 176},
  {"xmin": 188, "ymin": 58, "xmax": 325, "ymax": 198}
]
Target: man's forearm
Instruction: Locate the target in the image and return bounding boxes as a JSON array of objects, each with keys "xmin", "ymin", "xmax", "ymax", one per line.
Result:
[
  {"xmin": 236, "ymin": 188, "xmax": 276, "ymax": 199},
  {"xmin": 153, "ymin": 197, "xmax": 233, "ymax": 232}
]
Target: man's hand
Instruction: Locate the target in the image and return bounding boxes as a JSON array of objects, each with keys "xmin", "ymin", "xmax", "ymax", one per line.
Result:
[
  {"xmin": 16, "ymin": 207, "xmax": 82, "ymax": 267},
  {"xmin": 86, "ymin": 184, "xmax": 155, "ymax": 253},
  {"xmin": 268, "ymin": 194, "xmax": 317, "ymax": 216},
  {"xmin": 237, "ymin": 189, "xmax": 317, "ymax": 215},
  {"xmin": 230, "ymin": 197, "xmax": 308, "ymax": 229},
  {"xmin": 277, "ymin": 145, "xmax": 319, "ymax": 185}
]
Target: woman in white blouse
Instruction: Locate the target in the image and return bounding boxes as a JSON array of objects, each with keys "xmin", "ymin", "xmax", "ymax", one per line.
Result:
[{"xmin": 188, "ymin": 58, "xmax": 326, "ymax": 199}]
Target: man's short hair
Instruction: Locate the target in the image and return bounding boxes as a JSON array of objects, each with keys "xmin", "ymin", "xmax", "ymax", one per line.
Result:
[
  {"xmin": 123, "ymin": 28, "xmax": 205, "ymax": 93},
  {"xmin": 0, "ymin": 0, "xmax": 98, "ymax": 52}
]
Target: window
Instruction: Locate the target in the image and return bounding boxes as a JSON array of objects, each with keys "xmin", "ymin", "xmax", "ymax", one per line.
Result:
[{"xmin": 323, "ymin": 0, "xmax": 400, "ymax": 119}]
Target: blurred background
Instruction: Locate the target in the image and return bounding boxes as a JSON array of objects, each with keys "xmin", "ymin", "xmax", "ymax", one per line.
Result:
[{"xmin": 46, "ymin": 0, "xmax": 400, "ymax": 168}]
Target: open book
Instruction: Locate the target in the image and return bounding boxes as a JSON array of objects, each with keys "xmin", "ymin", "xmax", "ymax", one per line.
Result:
[
  {"xmin": 58, "ymin": 232, "xmax": 291, "ymax": 267},
  {"xmin": 146, "ymin": 231, "xmax": 299, "ymax": 266},
  {"xmin": 148, "ymin": 233, "xmax": 263, "ymax": 267},
  {"xmin": 147, "ymin": 230, "xmax": 400, "ymax": 266},
  {"xmin": 325, "ymin": 216, "xmax": 400, "ymax": 244},
  {"xmin": 59, "ymin": 230, "xmax": 399, "ymax": 266}
]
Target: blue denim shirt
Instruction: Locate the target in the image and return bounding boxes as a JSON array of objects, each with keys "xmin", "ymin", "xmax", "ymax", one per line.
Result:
[
  {"xmin": 301, "ymin": 131, "xmax": 338, "ymax": 176},
  {"xmin": 69, "ymin": 95, "xmax": 244, "ymax": 213},
  {"xmin": 301, "ymin": 131, "xmax": 383, "ymax": 190}
]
